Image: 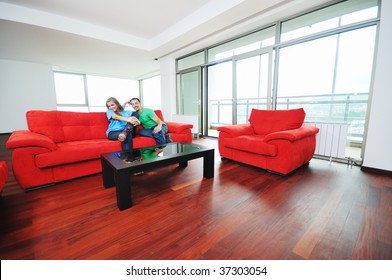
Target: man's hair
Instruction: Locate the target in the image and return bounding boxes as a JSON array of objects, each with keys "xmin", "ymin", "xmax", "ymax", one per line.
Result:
[{"xmin": 130, "ymin": 97, "xmax": 140, "ymax": 103}]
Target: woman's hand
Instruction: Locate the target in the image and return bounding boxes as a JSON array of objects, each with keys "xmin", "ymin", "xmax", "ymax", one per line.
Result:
[{"xmin": 128, "ymin": 116, "xmax": 140, "ymax": 125}]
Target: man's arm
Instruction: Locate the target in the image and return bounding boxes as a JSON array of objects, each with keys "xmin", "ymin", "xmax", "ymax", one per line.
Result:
[
  {"xmin": 152, "ymin": 115, "xmax": 163, "ymax": 133},
  {"xmin": 122, "ymin": 100, "xmax": 131, "ymax": 108}
]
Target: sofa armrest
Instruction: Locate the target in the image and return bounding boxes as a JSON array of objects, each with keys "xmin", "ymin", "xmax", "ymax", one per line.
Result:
[
  {"xmin": 6, "ymin": 130, "xmax": 58, "ymax": 151},
  {"xmin": 217, "ymin": 124, "xmax": 254, "ymax": 137},
  {"xmin": 264, "ymin": 126, "xmax": 319, "ymax": 142},
  {"xmin": 165, "ymin": 121, "xmax": 193, "ymax": 134}
]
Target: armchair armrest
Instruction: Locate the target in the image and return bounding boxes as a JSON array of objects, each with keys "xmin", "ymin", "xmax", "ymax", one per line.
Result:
[
  {"xmin": 217, "ymin": 124, "xmax": 254, "ymax": 138},
  {"xmin": 6, "ymin": 130, "xmax": 58, "ymax": 151},
  {"xmin": 264, "ymin": 126, "xmax": 319, "ymax": 142},
  {"xmin": 165, "ymin": 121, "xmax": 193, "ymax": 134}
]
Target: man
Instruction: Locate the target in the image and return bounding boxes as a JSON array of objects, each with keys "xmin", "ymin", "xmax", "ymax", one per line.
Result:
[{"xmin": 128, "ymin": 98, "xmax": 172, "ymax": 149}]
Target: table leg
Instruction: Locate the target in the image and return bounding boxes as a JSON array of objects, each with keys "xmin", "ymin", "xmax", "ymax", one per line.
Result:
[
  {"xmin": 203, "ymin": 149, "xmax": 214, "ymax": 178},
  {"xmin": 115, "ymin": 169, "xmax": 132, "ymax": 210},
  {"xmin": 101, "ymin": 157, "xmax": 114, "ymax": 188}
]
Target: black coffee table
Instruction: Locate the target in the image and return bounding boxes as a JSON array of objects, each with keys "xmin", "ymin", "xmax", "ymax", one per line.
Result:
[{"xmin": 101, "ymin": 143, "xmax": 214, "ymax": 210}]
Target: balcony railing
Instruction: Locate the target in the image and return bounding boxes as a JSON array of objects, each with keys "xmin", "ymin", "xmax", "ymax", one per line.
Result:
[{"xmin": 210, "ymin": 92, "xmax": 369, "ymax": 145}]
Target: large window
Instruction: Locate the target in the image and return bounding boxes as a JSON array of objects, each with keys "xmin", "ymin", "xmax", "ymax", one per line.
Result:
[
  {"xmin": 54, "ymin": 72, "xmax": 86, "ymax": 111},
  {"xmin": 207, "ymin": 26, "xmax": 275, "ymax": 62},
  {"xmin": 236, "ymin": 54, "xmax": 271, "ymax": 123},
  {"xmin": 140, "ymin": 75, "xmax": 161, "ymax": 110},
  {"xmin": 86, "ymin": 75, "xmax": 139, "ymax": 112},
  {"xmin": 177, "ymin": 51, "xmax": 205, "ymax": 71},
  {"xmin": 280, "ymin": 0, "xmax": 378, "ymax": 42},
  {"xmin": 177, "ymin": 0, "xmax": 379, "ymax": 161},
  {"xmin": 208, "ymin": 62, "xmax": 233, "ymax": 128},
  {"xmin": 276, "ymin": 25, "xmax": 377, "ymax": 157},
  {"xmin": 54, "ymin": 72, "xmax": 141, "ymax": 112}
]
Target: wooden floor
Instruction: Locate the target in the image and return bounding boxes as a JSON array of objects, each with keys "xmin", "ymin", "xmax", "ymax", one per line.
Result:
[{"xmin": 0, "ymin": 134, "xmax": 391, "ymax": 260}]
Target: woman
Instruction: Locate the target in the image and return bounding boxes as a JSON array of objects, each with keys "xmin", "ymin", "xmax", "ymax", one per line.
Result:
[{"xmin": 105, "ymin": 97, "xmax": 139, "ymax": 151}]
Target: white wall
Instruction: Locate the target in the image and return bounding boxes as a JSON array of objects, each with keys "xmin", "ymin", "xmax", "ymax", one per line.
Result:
[
  {"xmin": 362, "ymin": 0, "xmax": 392, "ymax": 172},
  {"xmin": 0, "ymin": 59, "xmax": 56, "ymax": 133},
  {"xmin": 159, "ymin": 57, "xmax": 177, "ymax": 121}
]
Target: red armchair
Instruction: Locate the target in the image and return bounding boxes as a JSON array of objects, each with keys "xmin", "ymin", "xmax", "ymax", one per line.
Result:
[
  {"xmin": 217, "ymin": 108, "xmax": 319, "ymax": 175},
  {"xmin": 0, "ymin": 161, "xmax": 8, "ymax": 195}
]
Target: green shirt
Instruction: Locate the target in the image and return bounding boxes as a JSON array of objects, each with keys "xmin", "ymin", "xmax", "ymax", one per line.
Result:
[
  {"xmin": 138, "ymin": 108, "xmax": 165, "ymax": 129},
  {"xmin": 141, "ymin": 148, "xmax": 158, "ymax": 159}
]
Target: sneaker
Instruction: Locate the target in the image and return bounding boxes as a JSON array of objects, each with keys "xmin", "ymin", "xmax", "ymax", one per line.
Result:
[
  {"xmin": 118, "ymin": 124, "xmax": 134, "ymax": 142},
  {"xmin": 123, "ymin": 125, "xmax": 133, "ymax": 135},
  {"xmin": 165, "ymin": 135, "xmax": 173, "ymax": 143},
  {"xmin": 118, "ymin": 133, "xmax": 126, "ymax": 142}
]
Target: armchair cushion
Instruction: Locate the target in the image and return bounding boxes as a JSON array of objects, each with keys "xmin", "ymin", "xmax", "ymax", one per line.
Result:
[
  {"xmin": 224, "ymin": 135, "xmax": 277, "ymax": 156},
  {"xmin": 249, "ymin": 108, "xmax": 305, "ymax": 135},
  {"xmin": 217, "ymin": 123, "xmax": 254, "ymax": 137},
  {"xmin": 264, "ymin": 126, "xmax": 320, "ymax": 142}
]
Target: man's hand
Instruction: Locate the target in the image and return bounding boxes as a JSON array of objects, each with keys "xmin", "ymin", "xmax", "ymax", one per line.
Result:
[{"xmin": 153, "ymin": 124, "xmax": 162, "ymax": 133}]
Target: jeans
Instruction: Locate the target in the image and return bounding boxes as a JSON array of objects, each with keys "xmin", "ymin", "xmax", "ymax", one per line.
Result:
[
  {"xmin": 138, "ymin": 124, "xmax": 168, "ymax": 146},
  {"xmin": 108, "ymin": 130, "xmax": 133, "ymax": 151}
]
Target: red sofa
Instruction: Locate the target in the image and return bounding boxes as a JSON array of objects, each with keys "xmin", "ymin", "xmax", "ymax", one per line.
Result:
[
  {"xmin": 217, "ymin": 108, "xmax": 319, "ymax": 175},
  {"xmin": 6, "ymin": 110, "xmax": 193, "ymax": 190}
]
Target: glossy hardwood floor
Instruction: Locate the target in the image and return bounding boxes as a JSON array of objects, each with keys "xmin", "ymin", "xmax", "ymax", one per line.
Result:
[{"xmin": 0, "ymin": 134, "xmax": 391, "ymax": 260}]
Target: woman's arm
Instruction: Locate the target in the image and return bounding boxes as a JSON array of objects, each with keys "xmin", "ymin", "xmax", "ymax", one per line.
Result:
[
  {"xmin": 111, "ymin": 113, "xmax": 128, "ymax": 122},
  {"xmin": 128, "ymin": 116, "xmax": 140, "ymax": 125}
]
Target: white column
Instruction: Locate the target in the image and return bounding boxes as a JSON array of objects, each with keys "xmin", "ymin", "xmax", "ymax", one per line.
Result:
[{"xmin": 159, "ymin": 57, "xmax": 177, "ymax": 121}]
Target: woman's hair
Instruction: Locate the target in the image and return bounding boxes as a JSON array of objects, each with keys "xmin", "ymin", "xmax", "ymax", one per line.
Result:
[{"xmin": 105, "ymin": 97, "xmax": 124, "ymax": 112}]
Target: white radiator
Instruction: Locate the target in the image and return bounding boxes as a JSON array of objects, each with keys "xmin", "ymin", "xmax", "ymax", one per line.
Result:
[{"xmin": 305, "ymin": 122, "xmax": 348, "ymax": 159}]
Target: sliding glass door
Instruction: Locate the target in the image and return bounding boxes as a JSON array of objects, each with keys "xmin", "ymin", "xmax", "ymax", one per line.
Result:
[
  {"xmin": 176, "ymin": 68, "xmax": 201, "ymax": 136},
  {"xmin": 206, "ymin": 61, "xmax": 232, "ymax": 137},
  {"xmin": 206, "ymin": 51, "xmax": 271, "ymax": 137}
]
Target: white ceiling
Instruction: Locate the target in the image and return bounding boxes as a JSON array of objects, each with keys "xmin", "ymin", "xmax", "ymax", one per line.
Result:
[{"xmin": 0, "ymin": 0, "xmax": 331, "ymax": 79}]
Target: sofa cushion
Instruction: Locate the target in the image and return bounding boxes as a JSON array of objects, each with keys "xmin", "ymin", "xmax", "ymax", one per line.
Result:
[
  {"xmin": 35, "ymin": 139, "xmax": 119, "ymax": 168},
  {"xmin": 154, "ymin": 110, "xmax": 165, "ymax": 121},
  {"xmin": 27, "ymin": 111, "xmax": 108, "ymax": 143},
  {"xmin": 61, "ymin": 112, "xmax": 108, "ymax": 142},
  {"xmin": 27, "ymin": 111, "xmax": 64, "ymax": 142},
  {"xmin": 223, "ymin": 135, "xmax": 277, "ymax": 156},
  {"xmin": 248, "ymin": 108, "xmax": 305, "ymax": 135}
]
